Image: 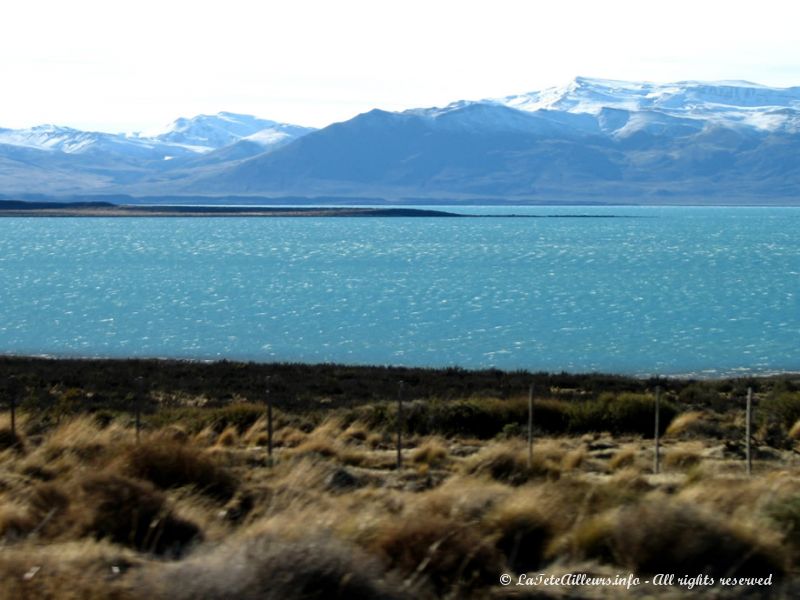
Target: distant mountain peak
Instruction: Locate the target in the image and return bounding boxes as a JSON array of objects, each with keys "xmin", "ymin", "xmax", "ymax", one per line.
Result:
[
  {"xmin": 144, "ymin": 112, "xmax": 313, "ymax": 152},
  {"xmin": 496, "ymin": 77, "xmax": 800, "ymax": 133}
]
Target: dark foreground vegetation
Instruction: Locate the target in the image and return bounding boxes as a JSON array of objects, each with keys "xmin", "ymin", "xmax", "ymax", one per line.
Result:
[{"xmin": 1, "ymin": 357, "xmax": 800, "ymax": 598}]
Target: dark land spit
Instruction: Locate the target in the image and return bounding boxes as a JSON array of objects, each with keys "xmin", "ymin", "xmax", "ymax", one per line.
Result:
[{"xmin": 0, "ymin": 199, "xmax": 460, "ymax": 218}]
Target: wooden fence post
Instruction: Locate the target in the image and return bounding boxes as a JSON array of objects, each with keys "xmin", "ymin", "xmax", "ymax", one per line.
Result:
[
  {"xmin": 746, "ymin": 387, "xmax": 753, "ymax": 476},
  {"xmin": 134, "ymin": 376, "xmax": 142, "ymax": 443},
  {"xmin": 397, "ymin": 381, "xmax": 404, "ymax": 470},
  {"xmin": 266, "ymin": 377, "xmax": 273, "ymax": 460},
  {"xmin": 654, "ymin": 386, "xmax": 661, "ymax": 474},
  {"xmin": 10, "ymin": 394, "xmax": 16, "ymax": 438},
  {"xmin": 527, "ymin": 384, "xmax": 534, "ymax": 468}
]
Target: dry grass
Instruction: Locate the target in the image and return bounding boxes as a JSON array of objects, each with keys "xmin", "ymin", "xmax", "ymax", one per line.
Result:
[
  {"xmin": 461, "ymin": 440, "xmax": 560, "ymax": 485},
  {"xmin": 664, "ymin": 442, "xmax": 704, "ymax": 470},
  {"xmin": 410, "ymin": 438, "xmax": 449, "ymax": 467},
  {"xmin": 558, "ymin": 496, "xmax": 785, "ymax": 578},
  {"xmin": 607, "ymin": 447, "xmax": 637, "ymax": 471},
  {"xmin": 341, "ymin": 421, "xmax": 370, "ymax": 443},
  {"xmin": 0, "ymin": 428, "xmax": 24, "ymax": 453},
  {"xmin": 114, "ymin": 438, "xmax": 237, "ymax": 500},
  {"xmin": 4, "ymin": 393, "xmax": 800, "ymax": 599},
  {"xmin": 0, "ymin": 540, "xmax": 141, "ymax": 600},
  {"xmin": 366, "ymin": 514, "xmax": 503, "ymax": 596},
  {"xmin": 789, "ymin": 419, "xmax": 800, "ymax": 440},
  {"xmin": 483, "ymin": 493, "xmax": 554, "ymax": 573},
  {"xmin": 140, "ymin": 530, "xmax": 410, "ymax": 600},
  {"xmin": 214, "ymin": 425, "xmax": 238, "ymax": 448}
]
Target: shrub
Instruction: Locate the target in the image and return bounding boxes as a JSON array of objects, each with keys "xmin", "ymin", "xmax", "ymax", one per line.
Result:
[
  {"xmin": 116, "ymin": 440, "xmax": 236, "ymax": 500},
  {"xmin": 411, "ymin": 439, "xmax": 449, "ymax": 467},
  {"xmin": 608, "ymin": 448, "xmax": 637, "ymax": 471},
  {"xmin": 564, "ymin": 498, "xmax": 784, "ymax": 578},
  {"xmin": 679, "ymin": 383, "xmax": 726, "ymax": 410},
  {"xmin": 485, "ymin": 498, "xmax": 553, "ymax": 573},
  {"xmin": 215, "ymin": 426, "xmax": 238, "ymax": 447},
  {"xmin": 461, "ymin": 442, "xmax": 559, "ymax": 485},
  {"xmin": 761, "ymin": 392, "xmax": 800, "ymax": 430},
  {"xmin": 664, "ymin": 410, "xmax": 722, "ymax": 439},
  {"xmin": 142, "ymin": 533, "xmax": 409, "ymax": 600},
  {"xmin": 356, "ymin": 396, "xmax": 573, "ymax": 440},
  {"xmin": 0, "ymin": 427, "xmax": 24, "ymax": 452},
  {"xmin": 369, "ymin": 515, "xmax": 503, "ymax": 596},
  {"xmin": 146, "ymin": 403, "xmax": 267, "ymax": 435},
  {"xmin": 664, "ymin": 447, "xmax": 703, "ymax": 470},
  {"xmin": 75, "ymin": 474, "xmax": 202, "ymax": 556},
  {"xmin": 23, "ymin": 475, "xmax": 202, "ymax": 556},
  {"xmin": 0, "ymin": 541, "xmax": 139, "ymax": 600},
  {"xmin": 568, "ymin": 393, "xmax": 677, "ymax": 436},
  {"xmin": 766, "ymin": 495, "xmax": 800, "ymax": 560}
]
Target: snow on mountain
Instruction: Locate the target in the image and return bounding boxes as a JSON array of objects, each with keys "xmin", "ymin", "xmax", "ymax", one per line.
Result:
[
  {"xmin": 497, "ymin": 77, "xmax": 800, "ymax": 135},
  {"xmin": 243, "ymin": 124, "xmax": 316, "ymax": 148},
  {"xmin": 0, "ymin": 113, "xmax": 315, "ymax": 165},
  {"xmin": 0, "ymin": 125, "xmax": 117, "ymax": 154},
  {"xmin": 146, "ymin": 112, "xmax": 314, "ymax": 152},
  {"xmin": 387, "ymin": 78, "xmax": 800, "ymax": 141}
]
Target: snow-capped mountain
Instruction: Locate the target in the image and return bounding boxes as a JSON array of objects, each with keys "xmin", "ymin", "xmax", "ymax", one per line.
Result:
[
  {"xmin": 190, "ymin": 78, "xmax": 800, "ymax": 202},
  {"xmin": 0, "ymin": 113, "xmax": 314, "ymax": 159},
  {"xmin": 1, "ymin": 79, "xmax": 799, "ymax": 204},
  {"xmin": 144, "ymin": 112, "xmax": 315, "ymax": 152},
  {"xmin": 497, "ymin": 77, "xmax": 800, "ymax": 135},
  {"xmin": 0, "ymin": 125, "xmax": 192, "ymax": 159}
]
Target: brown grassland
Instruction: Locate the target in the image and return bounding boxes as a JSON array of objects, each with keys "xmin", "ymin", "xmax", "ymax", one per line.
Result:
[{"xmin": 1, "ymin": 358, "xmax": 800, "ymax": 598}]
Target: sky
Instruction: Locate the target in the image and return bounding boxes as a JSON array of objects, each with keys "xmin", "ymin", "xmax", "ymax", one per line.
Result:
[{"xmin": 2, "ymin": 0, "xmax": 799, "ymax": 133}]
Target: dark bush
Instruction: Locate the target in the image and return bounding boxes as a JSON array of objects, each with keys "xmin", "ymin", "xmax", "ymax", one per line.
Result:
[
  {"xmin": 0, "ymin": 428, "xmax": 24, "ymax": 452},
  {"xmin": 760, "ymin": 392, "xmax": 800, "ymax": 430},
  {"xmin": 568, "ymin": 393, "xmax": 677, "ymax": 437},
  {"xmin": 26, "ymin": 475, "xmax": 202, "ymax": 556},
  {"xmin": 569, "ymin": 498, "xmax": 784, "ymax": 578},
  {"xmin": 679, "ymin": 383, "xmax": 727, "ymax": 411},
  {"xmin": 492, "ymin": 511, "xmax": 552, "ymax": 573},
  {"xmin": 118, "ymin": 440, "xmax": 236, "ymax": 500},
  {"xmin": 77, "ymin": 474, "xmax": 202, "ymax": 556},
  {"xmin": 371, "ymin": 515, "xmax": 503, "ymax": 596}
]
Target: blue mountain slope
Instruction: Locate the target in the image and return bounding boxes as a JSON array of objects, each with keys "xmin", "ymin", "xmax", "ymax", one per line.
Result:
[{"xmin": 1, "ymin": 78, "xmax": 799, "ymax": 203}]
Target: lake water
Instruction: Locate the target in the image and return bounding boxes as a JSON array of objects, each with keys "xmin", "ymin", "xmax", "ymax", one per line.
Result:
[{"xmin": 1, "ymin": 206, "xmax": 798, "ymax": 377}]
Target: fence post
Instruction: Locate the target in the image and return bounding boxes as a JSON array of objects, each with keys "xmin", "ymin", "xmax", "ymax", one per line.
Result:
[
  {"xmin": 3, "ymin": 376, "xmax": 17, "ymax": 437},
  {"xmin": 135, "ymin": 379, "xmax": 142, "ymax": 443},
  {"xmin": 266, "ymin": 377, "xmax": 273, "ymax": 460},
  {"xmin": 527, "ymin": 384, "xmax": 534, "ymax": 468},
  {"xmin": 10, "ymin": 394, "xmax": 16, "ymax": 438},
  {"xmin": 397, "ymin": 381, "xmax": 404, "ymax": 470},
  {"xmin": 654, "ymin": 386, "xmax": 661, "ymax": 474},
  {"xmin": 746, "ymin": 387, "xmax": 753, "ymax": 476}
]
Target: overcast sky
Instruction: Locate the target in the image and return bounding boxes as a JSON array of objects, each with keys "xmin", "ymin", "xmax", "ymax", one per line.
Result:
[{"xmin": 2, "ymin": 0, "xmax": 799, "ymax": 133}]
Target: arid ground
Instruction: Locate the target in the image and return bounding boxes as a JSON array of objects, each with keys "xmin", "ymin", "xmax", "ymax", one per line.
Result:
[{"xmin": 1, "ymin": 358, "xmax": 799, "ymax": 598}]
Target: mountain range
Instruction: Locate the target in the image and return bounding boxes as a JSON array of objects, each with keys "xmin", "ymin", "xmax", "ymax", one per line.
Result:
[{"xmin": 2, "ymin": 77, "xmax": 799, "ymax": 205}]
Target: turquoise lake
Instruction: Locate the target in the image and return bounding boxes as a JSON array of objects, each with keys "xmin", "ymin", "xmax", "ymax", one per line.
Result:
[{"xmin": 1, "ymin": 206, "xmax": 798, "ymax": 377}]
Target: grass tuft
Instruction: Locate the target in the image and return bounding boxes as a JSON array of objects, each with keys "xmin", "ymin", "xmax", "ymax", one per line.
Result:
[
  {"xmin": 115, "ymin": 439, "xmax": 237, "ymax": 501},
  {"xmin": 562, "ymin": 496, "xmax": 784, "ymax": 578},
  {"xmin": 368, "ymin": 514, "xmax": 503, "ymax": 596},
  {"xmin": 461, "ymin": 441, "xmax": 560, "ymax": 485}
]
